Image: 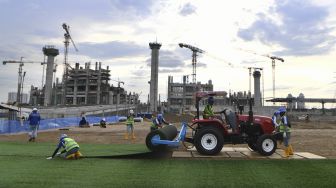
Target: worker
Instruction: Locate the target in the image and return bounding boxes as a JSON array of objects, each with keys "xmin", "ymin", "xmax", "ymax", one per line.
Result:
[
  {"xmin": 100, "ymin": 118, "xmax": 107, "ymax": 128},
  {"xmin": 47, "ymin": 134, "xmax": 82, "ymax": 160},
  {"xmin": 150, "ymin": 112, "xmax": 169, "ymax": 131},
  {"xmin": 125, "ymin": 109, "xmax": 136, "ymax": 140},
  {"xmin": 27, "ymin": 108, "xmax": 41, "ymax": 142},
  {"xmin": 278, "ymin": 107, "xmax": 294, "ymax": 157},
  {"xmin": 272, "ymin": 110, "xmax": 280, "ymax": 130},
  {"xmin": 203, "ymin": 96, "xmax": 215, "ymax": 119},
  {"xmin": 79, "ymin": 116, "xmax": 90, "ymax": 128}
]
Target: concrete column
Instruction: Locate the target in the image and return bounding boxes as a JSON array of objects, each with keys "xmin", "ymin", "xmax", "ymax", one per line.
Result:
[
  {"xmin": 149, "ymin": 42, "xmax": 161, "ymax": 112},
  {"xmin": 43, "ymin": 46, "xmax": 59, "ymax": 106},
  {"xmin": 253, "ymin": 70, "xmax": 261, "ymax": 107},
  {"xmin": 96, "ymin": 62, "xmax": 102, "ymax": 104}
]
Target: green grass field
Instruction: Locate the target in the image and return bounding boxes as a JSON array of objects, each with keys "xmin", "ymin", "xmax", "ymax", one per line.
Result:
[{"xmin": 0, "ymin": 141, "xmax": 335, "ymax": 188}]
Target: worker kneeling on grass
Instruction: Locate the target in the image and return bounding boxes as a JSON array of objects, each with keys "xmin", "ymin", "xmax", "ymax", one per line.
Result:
[{"xmin": 47, "ymin": 134, "xmax": 82, "ymax": 160}]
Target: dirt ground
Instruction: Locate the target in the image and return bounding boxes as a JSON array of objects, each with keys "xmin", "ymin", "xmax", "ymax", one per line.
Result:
[{"xmin": 1, "ymin": 119, "xmax": 335, "ymax": 159}]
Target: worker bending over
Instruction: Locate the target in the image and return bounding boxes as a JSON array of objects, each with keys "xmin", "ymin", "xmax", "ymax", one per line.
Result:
[
  {"xmin": 151, "ymin": 113, "xmax": 169, "ymax": 131},
  {"xmin": 47, "ymin": 134, "xmax": 82, "ymax": 160}
]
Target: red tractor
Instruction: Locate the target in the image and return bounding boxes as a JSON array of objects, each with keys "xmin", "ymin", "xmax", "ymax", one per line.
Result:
[{"xmin": 186, "ymin": 91, "xmax": 278, "ymax": 156}]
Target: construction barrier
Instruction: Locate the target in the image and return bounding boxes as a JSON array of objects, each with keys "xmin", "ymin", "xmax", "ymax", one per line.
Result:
[{"xmin": 0, "ymin": 115, "xmax": 122, "ymax": 134}]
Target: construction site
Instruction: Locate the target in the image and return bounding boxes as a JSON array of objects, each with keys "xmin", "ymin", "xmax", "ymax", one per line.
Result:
[{"xmin": 1, "ymin": 1, "xmax": 336, "ymax": 187}]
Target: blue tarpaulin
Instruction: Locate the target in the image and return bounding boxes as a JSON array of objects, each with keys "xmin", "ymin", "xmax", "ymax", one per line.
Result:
[{"xmin": 0, "ymin": 115, "xmax": 122, "ymax": 134}]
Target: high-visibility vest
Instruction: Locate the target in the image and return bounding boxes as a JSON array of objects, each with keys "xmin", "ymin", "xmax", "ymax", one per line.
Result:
[
  {"xmin": 64, "ymin": 138, "xmax": 79, "ymax": 152},
  {"xmin": 203, "ymin": 105, "xmax": 214, "ymax": 119},
  {"xmin": 279, "ymin": 115, "xmax": 291, "ymax": 132},
  {"xmin": 126, "ymin": 116, "xmax": 134, "ymax": 125}
]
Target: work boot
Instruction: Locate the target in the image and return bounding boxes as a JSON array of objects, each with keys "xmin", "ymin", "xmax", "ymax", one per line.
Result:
[
  {"xmin": 28, "ymin": 137, "xmax": 33, "ymax": 142},
  {"xmin": 132, "ymin": 133, "xmax": 136, "ymax": 139},
  {"xmin": 124, "ymin": 133, "xmax": 129, "ymax": 140},
  {"xmin": 288, "ymin": 145, "xmax": 294, "ymax": 155},
  {"xmin": 284, "ymin": 147, "xmax": 290, "ymax": 158},
  {"xmin": 75, "ymin": 151, "xmax": 83, "ymax": 159}
]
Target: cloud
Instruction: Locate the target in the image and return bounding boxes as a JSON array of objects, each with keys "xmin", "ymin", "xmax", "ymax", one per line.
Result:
[
  {"xmin": 146, "ymin": 50, "xmax": 187, "ymax": 68},
  {"xmin": 79, "ymin": 41, "xmax": 148, "ymax": 59},
  {"xmin": 238, "ymin": 0, "xmax": 336, "ymax": 56},
  {"xmin": 159, "ymin": 68, "xmax": 183, "ymax": 73},
  {"xmin": 179, "ymin": 3, "xmax": 197, "ymax": 16}
]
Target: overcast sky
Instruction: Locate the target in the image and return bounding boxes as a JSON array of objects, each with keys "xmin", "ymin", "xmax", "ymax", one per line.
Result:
[{"xmin": 0, "ymin": 0, "xmax": 335, "ymax": 108}]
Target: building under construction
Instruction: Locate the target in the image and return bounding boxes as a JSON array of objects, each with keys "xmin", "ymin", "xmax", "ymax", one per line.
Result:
[
  {"xmin": 167, "ymin": 75, "xmax": 258, "ymax": 113},
  {"xmin": 30, "ymin": 62, "xmax": 139, "ymax": 106}
]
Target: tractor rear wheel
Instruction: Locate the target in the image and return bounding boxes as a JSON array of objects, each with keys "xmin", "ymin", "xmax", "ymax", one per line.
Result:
[
  {"xmin": 256, "ymin": 134, "xmax": 277, "ymax": 156},
  {"xmin": 194, "ymin": 127, "xmax": 224, "ymax": 155}
]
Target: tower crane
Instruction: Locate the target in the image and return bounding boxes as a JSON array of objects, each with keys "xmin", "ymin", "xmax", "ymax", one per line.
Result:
[
  {"xmin": 61, "ymin": 23, "xmax": 78, "ymax": 104},
  {"xmin": 3, "ymin": 57, "xmax": 45, "ymax": 104},
  {"xmin": 238, "ymin": 48, "xmax": 284, "ymax": 104},
  {"xmin": 179, "ymin": 43, "xmax": 205, "ymax": 84}
]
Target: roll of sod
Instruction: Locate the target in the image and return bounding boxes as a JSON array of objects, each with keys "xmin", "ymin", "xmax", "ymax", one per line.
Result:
[{"xmin": 146, "ymin": 125, "xmax": 178, "ymax": 152}]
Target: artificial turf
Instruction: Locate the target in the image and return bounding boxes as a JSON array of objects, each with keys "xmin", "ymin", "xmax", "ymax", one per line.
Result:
[{"xmin": 0, "ymin": 141, "xmax": 335, "ymax": 188}]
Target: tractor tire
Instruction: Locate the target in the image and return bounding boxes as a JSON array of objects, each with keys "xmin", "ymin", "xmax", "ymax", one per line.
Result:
[
  {"xmin": 247, "ymin": 140, "xmax": 258, "ymax": 151},
  {"xmin": 194, "ymin": 127, "xmax": 224, "ymax": 155},
  {"xmin": 145, "ymin": 130, "xmax": 168, "ymax": 152},
  {"xmin": 256, "ymin": 134, "xmax": 277, "ymax": 156}
]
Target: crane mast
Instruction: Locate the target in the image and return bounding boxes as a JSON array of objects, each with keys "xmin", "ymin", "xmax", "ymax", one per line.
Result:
[
  {"xmin": 179, "ymin": 43, "xmax": 204, "ymax": 84},
  {"xmin": 61, "ymin": 23, "xmax": 78, "ymax": 105}
]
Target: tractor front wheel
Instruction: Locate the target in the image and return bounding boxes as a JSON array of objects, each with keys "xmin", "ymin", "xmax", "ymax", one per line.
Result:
[
  {"xmin": 194, "ymin": 127, "xmax": 224, "ymax": 155},
  {"xmin": 256, "ymin": 134, "xmax": 277, "ymax": 156}
]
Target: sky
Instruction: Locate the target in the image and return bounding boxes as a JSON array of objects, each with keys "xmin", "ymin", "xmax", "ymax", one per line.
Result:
[{"xmin": 0, "ymin": 0, "xmax": 335, "ymax": 108}]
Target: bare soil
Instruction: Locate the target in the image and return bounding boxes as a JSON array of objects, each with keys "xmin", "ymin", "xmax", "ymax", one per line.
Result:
[{"xmin": 1, "ymin": 119, "xmax": 335, "ymax": 159}]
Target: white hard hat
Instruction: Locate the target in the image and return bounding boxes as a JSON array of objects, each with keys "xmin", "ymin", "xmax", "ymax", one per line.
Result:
[
  {"xmin": 130, "ymin": 109, "xmax": 134, "ymax": 114},
  {"xmin": 33, "ymin": 108, "xmax": 38, "ymax": 111},
  {"xmin": 102, "ymin": 118, "xmax": 106, "ymax": 121},
  {"xmin": 60, "ymin": 134, "xmax": 67, "ymax": 139}
]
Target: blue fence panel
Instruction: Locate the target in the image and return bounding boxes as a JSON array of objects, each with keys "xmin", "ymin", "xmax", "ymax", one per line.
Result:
[{"xmin": 0, "ymin": 115, "xmax": 120, "ymax": 135}]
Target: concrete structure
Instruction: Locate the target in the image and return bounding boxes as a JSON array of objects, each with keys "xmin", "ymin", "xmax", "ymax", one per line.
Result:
[
  {"xmin": 253, "ymin": 70, "xmax": 262, "ymax": 107},
  {"xmin": 55, "ymin": 62, "xmax": 110, "ymax": 105},
  {"xmin": 29, "ymin": 62, "xmax": 140, "ymax": 107},
  {"xmin": 149, "ymin": 42, "xmax": 161, "ymax": 112},
  {"xmin": 8, "ymin": 92, "xmax": 28, "ymax": 104},
  {"xmin": 42, "ymin": 46, "xmax": 59, "ymax": 106},
  {"xmin": 167, "ymin": 75, "xmax": 214, "ymax": 113}
]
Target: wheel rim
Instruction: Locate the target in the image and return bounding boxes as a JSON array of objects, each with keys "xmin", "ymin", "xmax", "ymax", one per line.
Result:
[
  {"xmin": 201, "ymin": 133, "xmax": 217, "ymax": 150},
  {"xmin": 262, "ymin": 138, "xmax": 274, "ymax": 153},
  {"xmin": 151, "ymin": 135, "xmax": 160, "ymax": 146}
]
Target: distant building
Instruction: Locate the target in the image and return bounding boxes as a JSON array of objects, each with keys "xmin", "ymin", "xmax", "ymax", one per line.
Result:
[
  {"xmin": 8, "ymin": 92, "xmax": 28, "ymax": 104},
  {"xmin": 29, "ymin": 62, "xmax": 139, "ymax": 106},
  {"xmin": 167, "ymin": 75, "xmax": 256, "ymax": 113}
]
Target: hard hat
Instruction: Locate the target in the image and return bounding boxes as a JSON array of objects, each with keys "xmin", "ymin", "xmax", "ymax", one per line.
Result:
[
  {"xmin": 33, "ymin": 108, "xmax": 38, "ymax": 111},
  {"xmin": 278, "ymin": 107, "xmax": 286, "ymax": 113},
  {"xmin": 60, "ymin": 134, "xmax": 67, "ymax": 139},
  {"xmin": 208, "ymin": 96, "xmax": 214, "ymax": 105},
  {"xmin": 130, "ymin": 109, "xmax": 134, "ymax": 114},
  {"xmin": 102, "ymin": 118, "xmax": 106, "ymax": 121}
]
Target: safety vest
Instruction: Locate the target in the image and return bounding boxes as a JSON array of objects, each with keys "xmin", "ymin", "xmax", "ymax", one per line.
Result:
[
  {"xmin": 279, "ymin": 115, "xmax": 291, "ymax": 133},
  {"xmin": 203, "ymin": 105, "xmax": 214, "ymax": 119},
  {"xmin": 64, "ymin": 138, "xmax": 79, "ymax": 152},
  {"xmin": 126, "ymin": 116, "xmax": 134, "ymax": 125}
]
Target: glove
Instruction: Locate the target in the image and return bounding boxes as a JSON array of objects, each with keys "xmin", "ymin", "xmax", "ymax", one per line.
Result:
[{"xmin": 46, "ymin": 157, "xmax": 53, "ymax": 160}]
